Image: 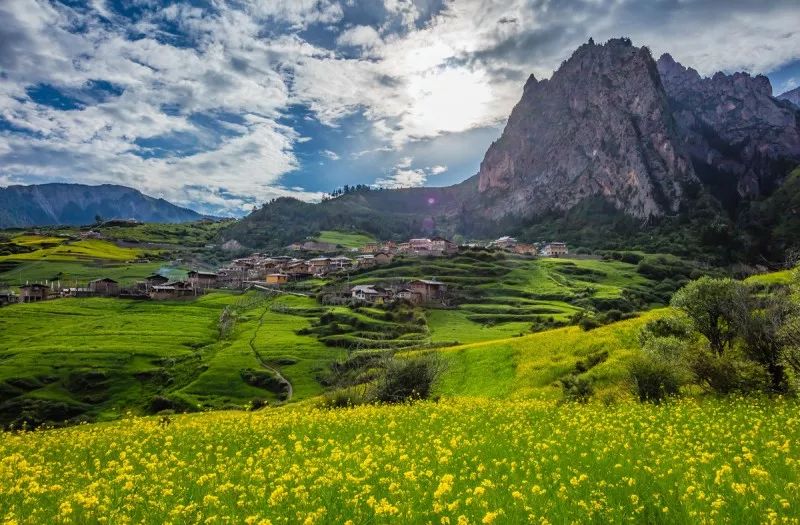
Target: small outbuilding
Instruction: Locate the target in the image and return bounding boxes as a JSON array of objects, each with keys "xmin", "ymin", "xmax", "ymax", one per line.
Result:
[
  {"xmin": 409, "ymin": 279, "xmax": 446, "ymax": 303},
  {"xmin": 266, "ymin": 273, "xmax": 289, "ymax": 285},
  {"xmin": 19, "ymin": 283, "xmax": 49, "ymax": 303},
  {"xmin": 188, "ymin": 270, "xmax": 218, "ymax": 289},
  {"xmin": 89, "ymin": 278, "xmax": 120, "ymax": 296}
]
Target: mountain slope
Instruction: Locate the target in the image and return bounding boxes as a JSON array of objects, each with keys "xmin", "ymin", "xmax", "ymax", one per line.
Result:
[
  {"xmin": 0, "ymin": 183, "xmax": 203, "ymax": 227},
  {"xmin": 778, "ymin": 86, "xmax": 800, "ymax": 108},
  {"xmin": 220, "ymin": 179, "xmax": 474, "ymax": 249},
  {"xmin": 477, "ymin": 38, "xmax": 696, "ymax": 221}
]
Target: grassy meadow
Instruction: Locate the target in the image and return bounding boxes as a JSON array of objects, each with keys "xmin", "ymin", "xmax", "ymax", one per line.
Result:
[
  {"xmin": 0, "ymin": 233, "xmax": 167, "ymax": 289},
  {"xmin": 430, "ymin": 310, "xmax": 654, "ymax": 400},
  {"xmin": 1, "ymin": 397, "xmax": 798, "ymax": 524},
  {"xmin": 0, "ymin": 293, "xmax": 345, "ymax": 427},
  {"xmin": 312, "ymin": 230, "xmax": 375, "ymax": 249}
]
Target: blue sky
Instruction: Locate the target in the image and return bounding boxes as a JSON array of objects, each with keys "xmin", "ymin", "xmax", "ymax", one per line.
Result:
[{"xmin": 1, "ymin": 0, "xmax": 799, "ymax": 216}]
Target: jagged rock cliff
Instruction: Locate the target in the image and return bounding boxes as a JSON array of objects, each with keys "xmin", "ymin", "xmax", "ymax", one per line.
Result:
[
  {"xmin": 657, "ymin": 54, "xmax": 800, "ymax": 205},
  {"xmin": 477, "ymin": 38, "xmax": 696, "ymax": 220}
]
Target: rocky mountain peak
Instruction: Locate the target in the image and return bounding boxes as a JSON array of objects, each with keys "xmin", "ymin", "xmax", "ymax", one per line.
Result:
[
  {"xmin": 477, "ymin": 38, "xmax": 695, "ymax": 220},
  {"xmin": 656, "ymin": 55, "xmax": 800, "ymax": 204}
]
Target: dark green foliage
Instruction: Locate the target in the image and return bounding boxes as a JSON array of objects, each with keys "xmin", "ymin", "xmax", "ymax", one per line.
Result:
[
  {"xmin": 560, "ymin": 375, "xmax": 594, "ymax": 403},
  {"xmin": 0, "ymin": 397, "xmax": 89, "ymax": 429},
  {"xmin": 373, "ymin": 355, "xmax": 443, "ymax": 404},
  {"xmin": 629, "ymin": 355, "xmax": 683, "ymax": 403},
  {"xmin": 578, "ymin": 317, "xmax": 601, "ymax": 331},
  {"xmin": 671, "ymin": 277, "xmax": 747, "ymax": 355},
  {"xmin": 690, "ymin": 352, "xmax": 769, "ymax": 395},
  {"xmin": 240, "ymin": 368, "xmax": 291, "ymax": 399},
  {"xmin": 147, "ymin": 395, "xmax": 196, "ymax": 414},
  {"xmin": 575, "ymin": 350, "xmax": 609, "ymax": 373}
]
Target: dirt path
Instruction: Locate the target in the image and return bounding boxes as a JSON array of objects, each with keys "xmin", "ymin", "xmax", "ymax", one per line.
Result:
[{"xmin": 248, "ymin": 304, "xmax": 293, "ymax": 402}]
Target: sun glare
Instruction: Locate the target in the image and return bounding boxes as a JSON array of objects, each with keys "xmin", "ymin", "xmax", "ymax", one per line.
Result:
[{"xmin": 405, "ymin": 67, "xmax": 493, "ymax": 136}]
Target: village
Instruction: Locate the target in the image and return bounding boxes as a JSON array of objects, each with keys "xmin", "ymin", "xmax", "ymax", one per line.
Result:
[{"xmin": 0, "ymin": 236, "xmax": 568, "ymax": 307}]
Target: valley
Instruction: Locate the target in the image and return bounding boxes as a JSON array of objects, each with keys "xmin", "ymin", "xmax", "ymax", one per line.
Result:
[{"xmin": 2, "ymin": 20, "xmax": 800, "ymax": 524}]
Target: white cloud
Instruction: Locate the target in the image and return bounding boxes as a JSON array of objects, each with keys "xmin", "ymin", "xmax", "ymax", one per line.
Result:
[
  {"xmin": 372, "ymin": 160, "xmax": 449, "ymax": 188},
  {"xmin": 322, "ymin": 149, "xmax": 340, "ymax": 160},
  {"xmin": 374, "ymin": 168, "xmax": 427, "ymax": 189},
  {"xmin": 337, "ymin": 25, "xmax": 383, "ymax": 49}
]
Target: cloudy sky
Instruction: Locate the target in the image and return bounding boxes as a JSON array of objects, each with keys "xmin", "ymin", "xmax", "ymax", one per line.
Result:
[{"xmin": 1, "ymin": 0, "xmax": 799, "ymax": 215}]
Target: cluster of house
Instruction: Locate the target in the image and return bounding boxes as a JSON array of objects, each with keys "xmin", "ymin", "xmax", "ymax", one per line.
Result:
[
  {"xmin": 216, "ymin": 252, "xmax": 395, "ymax": 288},
  {"xmin": 0, "ymin": 270, "xmax": 219, "ymax": 304},
  {"xmin": 350, "ymin": 279, "xmax": 446, "ymax": 305},
  {"xmin": 357, "ymin": 236, "xmax": 567, "ymax": 258},
  {"xmin": 484, "ymin": 237, "xmax": 568, "ymax": 257},
  {"xmin": 358, "ymin": 237, "xmax": 459, "ymax": 257}
]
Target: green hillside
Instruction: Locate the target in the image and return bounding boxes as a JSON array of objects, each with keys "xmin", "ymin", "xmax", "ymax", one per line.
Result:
[
  {"xmin": 311, "ymin": 230, "xmax": 375, "ymax": 249},
  {"xmin": 0, "ymin": 293, "xmax": 348, "ymax": 427}
]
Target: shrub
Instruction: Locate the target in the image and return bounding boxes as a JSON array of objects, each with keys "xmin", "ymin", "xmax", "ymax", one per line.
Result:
[
  {"xmin": 373, "ymin": 355, "xmax": 443, "ymax": 403},
  {"xmin": 560, "ymin": 375, "xmax": 594, "ymax": 403},
  {"xmin": 579, "ymin": 317, "xmax": 601, "ymax": 331},
  {"xmin": 637, "ymin": 314, "xmax": 694, "ymax": 346},
  {"xmin": 602, "ymin": 309, "xmax": 623, "ymax": 323},
  {"xmin": 320, "ymin": 387, "xmax": 370, "ymax": 408},
  {"xmin": 628, "ymin": 356, "xmax": 683, "ymax": 403},
  {"xmin": 690, "ymin": 352, "xmax": 769, "ymax": 395},
  {"xmin": 575, "ymin": 350, "xmax": 609, "ymax": 373}
]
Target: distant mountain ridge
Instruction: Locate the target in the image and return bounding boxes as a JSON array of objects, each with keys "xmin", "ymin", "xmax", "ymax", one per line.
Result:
[
  {"xmin": 0, "ymin": 183, "xmax": 203, "ymax": 228},
  {"xmin": 779, "ymin": 86, "xmax": 800, "ymax": 108}
]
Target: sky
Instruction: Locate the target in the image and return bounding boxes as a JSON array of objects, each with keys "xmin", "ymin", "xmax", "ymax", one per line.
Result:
[{"xmin": 1, "ymin": 0, "xmax": 799, "ymax": 216}]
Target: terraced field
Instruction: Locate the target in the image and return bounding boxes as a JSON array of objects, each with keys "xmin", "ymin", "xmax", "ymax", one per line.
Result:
[{"xmin": 345, "ymin": 252, "xmax": 664, "ymax": 331}]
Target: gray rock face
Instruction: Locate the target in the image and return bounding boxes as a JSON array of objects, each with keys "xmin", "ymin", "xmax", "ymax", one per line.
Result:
[
  {"xmin": 778, "ymin": 86, "xmax": 800, "ymax": 108},
  {"xmin": 657, "ymin": 54, "xmax": 800, "ymax": 202},
  {"xmin": 477, "ymin": 38, "xmax": 695, "ymax": 220}
]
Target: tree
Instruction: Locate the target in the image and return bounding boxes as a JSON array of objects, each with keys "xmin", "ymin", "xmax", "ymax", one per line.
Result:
[
  {"xmin": 94, "ymin": 214, "xmax": 103, "ymax": 224},
  {"xmin": 670, "ymin": 277, "xmax": 747, "ymax": 356},
  {"xmin": 736, "ymin": 290, "xmax": 795, "ymax": 392}
]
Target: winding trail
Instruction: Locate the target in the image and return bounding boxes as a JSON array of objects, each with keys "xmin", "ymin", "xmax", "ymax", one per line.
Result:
[{"xmin": 248, "ymin": 302, "xmax": 294, "ymax": 402}]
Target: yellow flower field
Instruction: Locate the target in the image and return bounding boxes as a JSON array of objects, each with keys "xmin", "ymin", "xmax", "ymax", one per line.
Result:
[{"xmin": 1, "ymin": 398, "xmax": 799, "ymax": 524}]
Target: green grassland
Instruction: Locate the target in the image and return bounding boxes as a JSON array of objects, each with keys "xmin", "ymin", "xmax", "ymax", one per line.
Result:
[
  {"xmin": 0, "ymin": 293, "xmax": 345, "ymax": 427},
  {"xmin": 431, "ymin": 310, "xmax": 658, "ymax": 400},
  {"xmin": 0, "ymin": 237, "xmax": 146, "ymax": 262},
  {"xmin": 0, "ymin": 247, "xmax": 721, "ymax": 428},
  {"xmin": 0, "ymin": 234, "xmax": 168, "ymax": 288},
  {"xmin": 2, "ymin": 220, "xmax": 234, "ymax": 247},
  {"xmin": 311, "ymin": 229, "xmax": 375, "ymax": 249},
  {"xmin": 0, "ymin": 260, "xmax": 186, "ymax": 287}
]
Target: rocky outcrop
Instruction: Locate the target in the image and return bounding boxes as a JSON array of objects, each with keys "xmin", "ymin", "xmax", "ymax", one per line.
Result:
[
  {"xmin": 778, "ymin": 86, "xmax": 800, "ymax": 108},
  {"xmin": 0, "ymin": 183, "xmax": 203, "ymax": 227},
  {"xmin": 657, "ymin": 54, "xmax": 800, "ymax": 203},
  {"xmin": 477, "ymin": 38, "xmax": 696, "ymax": 220}
]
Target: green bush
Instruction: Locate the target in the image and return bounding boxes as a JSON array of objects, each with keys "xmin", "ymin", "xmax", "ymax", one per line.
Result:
[
  {"xmin": 690, "ymin": 352, "xmax": 769, "ymax": 395},
  {"xmin": 560, "ymin": 375, "xmax": 594, "ymax": 403},
  {"xmin": 579, "ymin": 317, "xmax": 601, "ymax": 331},
  {"xmin": 373, "ymin": 355, "xmax": 443, "ymax": 403},
  {"xmin": 628, "ymin": 355, "xmax": 683, "ymax": 403}
]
